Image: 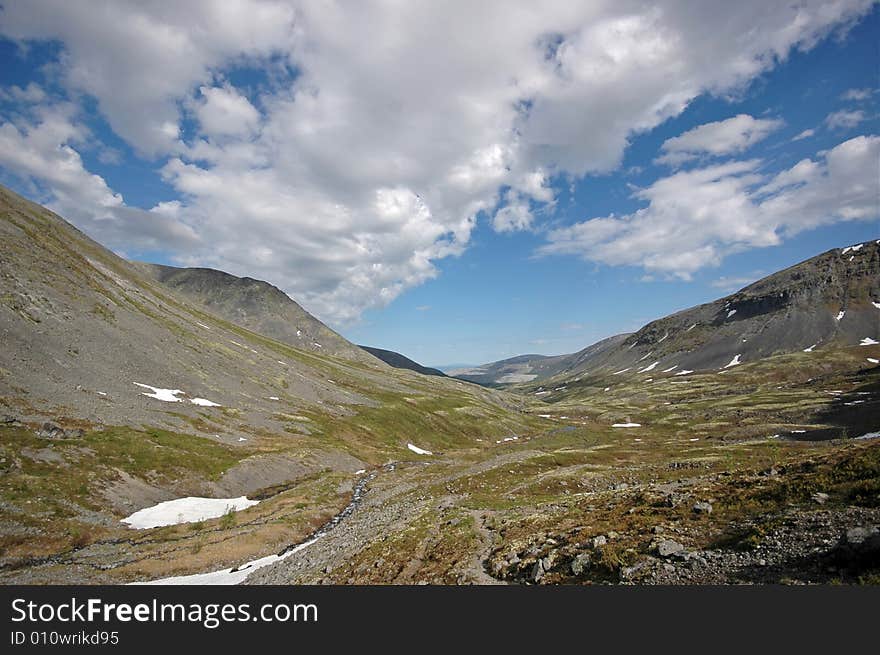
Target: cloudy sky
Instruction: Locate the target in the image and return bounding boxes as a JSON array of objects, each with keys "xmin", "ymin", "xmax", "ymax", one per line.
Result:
[{"xmin": 0, "ymin": 1, "xmax": 878, "ymax": 367}]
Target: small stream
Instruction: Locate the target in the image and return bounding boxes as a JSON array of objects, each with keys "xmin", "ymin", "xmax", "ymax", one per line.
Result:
[{"xmin": 136, "ymin": 464, "xmax": 391, "ymax": 585}]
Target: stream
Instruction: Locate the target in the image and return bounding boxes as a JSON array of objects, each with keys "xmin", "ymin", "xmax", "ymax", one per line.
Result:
[{"xmin": 135, "ymin": 465, "xmax": 389, "ymax": 585}]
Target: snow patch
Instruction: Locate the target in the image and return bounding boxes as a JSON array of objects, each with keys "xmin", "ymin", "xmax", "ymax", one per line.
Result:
[
  {"xmin": 675, "ymin": 370, "xmax": 694, "ymax": 376},
  {"xmin": 355, "ymin": 469, "xmax": 366, "ymax": 475},
  {"xmin": 612, "ymin": 422, "xmax": 641, "ymax": 428},
  {"xmin": 268, "ymin": 396, "xmax": 280, "ymax": 401},
  {"xmin": 134, "ymin": 383, "xmax": 183, "ymax": 403},
  {"xmin": 407, "ymin": 443, "xmax": 432, "ymax": 455},
  {"xmin": 860, "ymin": 337, "xmax": 879, "ymax": 346},
  {"xmin": 727, "ymin": 309, "xmax": 737, "ymax": 318},
  {"xmin": 872, "ymin": 301, "xmax": 880, "ymax": 310},
  {"xmin": 686, "ymin": 323, "xmax": 697, "ymax": 332},
  {"xmin": 190, "ymin": 398, "xmax": 221, "ymax": 407},
  {"xmin": 613, "ymin": 368, "xmax": 631, "ymax": 375},
  {"xmin": 196, "ymin": 322, "xmax": 211, "ymax": 330},
  {"xmin": 639, "ymin": 361, "xmax": 659, "ymax": 373},
  {"xmin": 868, "ymin": 358, "xmax": 879, "ymax": 364},
  {"xmin": 724, "ymin": 354, "xmax": 742, "ymax": 368},
  {"xmin": 835, "ymin": 310, "xmax": 845, "ymax": 321},
  {"xmin": 661, "ymin": 365, "xmax": 678, "ymax": 373},
  {"xmin": 122, "ymin": 496, "xmax": 259, "ymax": 529},
  {"xmin": 803, "ymin": 344, "xmax": 816, "ymax": 353}
]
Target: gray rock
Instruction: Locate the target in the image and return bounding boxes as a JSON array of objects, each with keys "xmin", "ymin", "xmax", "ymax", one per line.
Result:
[
  {"xmin": 570, "ymin": 553, "xmax": 591, "ymax": 576},
  {"xmin": 654, "ymin": 539, "xmax": 686, "ymax": 557},
  {"xmin": 692, "ymin": 501, "xmax": 713, "ymax": 515},
  {"xmin": 591, "ymin": 535, "xmax": 607, "ymax": 549},
  {"xmin": 531, "ymin": 559, "xmax": 544, "ymax": 582},
  {"xmin": 845, "ymin": 526, "xmax": 879, "ymax": 546}
]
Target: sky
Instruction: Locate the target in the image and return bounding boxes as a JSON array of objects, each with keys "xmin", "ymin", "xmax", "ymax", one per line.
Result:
[{"xmin": 0, "ymin": 1, "xmax": 878, "ymax": 368}]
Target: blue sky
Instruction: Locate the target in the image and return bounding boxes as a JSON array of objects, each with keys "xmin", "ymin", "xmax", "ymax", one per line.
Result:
[{"xmin": 0, "ymin": 1, "xmax": 877, "ymax": 368}]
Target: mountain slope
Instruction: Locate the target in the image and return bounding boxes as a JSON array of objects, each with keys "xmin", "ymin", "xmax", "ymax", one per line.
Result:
[
  {"xmin": 359, "ymin": 345, "xmax": 446, "ymax": 377},
  {"xmin": 455, "ymin": 242, "xmax": 879, "ymax": 389},
  {"xmin": 132, "ymin": 262, "xmax": 378, "ymax": 365}
]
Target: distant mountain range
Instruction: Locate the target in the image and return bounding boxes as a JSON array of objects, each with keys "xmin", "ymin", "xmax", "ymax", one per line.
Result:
[
  {"xmin": 358, "ymin": 346, "xmax": 447, "ymax": 377},
  {"xmin": 452, "ymin": 241, "xmax": 880, "ymax": 387}
]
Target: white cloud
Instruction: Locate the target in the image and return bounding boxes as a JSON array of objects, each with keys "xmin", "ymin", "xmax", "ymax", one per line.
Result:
[
  {"xmin": 540, "ymin": 135, "xmax": 880, "ymax": 278},
  {"xmin": 825, "ymin": 109, "xmax": 867, "ymax": 129},
  {"xmin": 0, "ymin": 103, "xmax": 198, "ymax": 250},
  {"xmin": 195, "ymin": 84, "xmax": 261, "ymax": 138},
  {"xmin": 841, "ymin": 87, "xmax": 873, "ymax": 101},
  {"xmin": 0, "ymin": 0, "xmax": 875, "ymax": 324},
  {"xmin": 656, "ymin": 114, "xmax": 783, "ymax": 166},
  {"xmin": 792, "ymin": 128, "xmax": 815, "ymax": 141}
]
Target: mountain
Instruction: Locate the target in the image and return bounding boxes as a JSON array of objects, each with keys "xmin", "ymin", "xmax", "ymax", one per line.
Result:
[
  {"xmin": 132, "ymin": 262, "xmax": 377, "ymax": 365},
  {"xmin": 359, "ymin": 346, "xmax": 447, "ymax": 377},
  {"xmin": 0, "ymin": 183, "xmax": 536, "ymax": 583},
  {"xmin": 454, "ymin": 242, "xmax": 880, "ymax": 388}
]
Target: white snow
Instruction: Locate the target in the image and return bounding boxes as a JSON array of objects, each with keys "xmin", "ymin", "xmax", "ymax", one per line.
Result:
[
  {"xmin": 727, "ymin": 309, "xmax": 737, "ymax": 318},
  {"xmin": 855, "ymin": 432, "xmax": 880, "ymax": 441},
  {"xmin": 313, "ymin": 342, "xmax": 323, "ymax": 348},
  {"xmin": 724, "ymin": 354, "xmax": 742, "ymax": 368},
  {"xmin": 230, "ymin": 340, "xmax": 245, "ymax": 348},
  {"xmin": 657, "ymin": 332, "xmax": 669, "ymax": 343},
  {"xmin": 554, "ymin": 386, "xmax": 568, "ymax": 391},
  {"xmin": 268, "ymin": 396, "xmax": 280, "ymax": 401},
  {"xmin": 638, "ymin": 352, "xmax": 653, "ymax": 362},
  {"xmin": 238, "ymin": 437, "xmax": 247, "ymax": 442},
  {"xmin": 296, "ymin": 330, "xmax": 302, "ymax": 337},
  {"xmin": 407, "ymin": 443, "xmax": 432, "ymax": 455},
  {"xmin": 136, "ymin": 536, "xmax": 319, "ymax": 585},
  {"xmin": 689, "ymin": 438, "xmax": 700, "ymax": 442},
  {"xmin": 686, "ymin": 323, "xmax": 697, "ymax": 332},
  {"xmin": 803, "ymin": 344, "xmax": 816, "ymax": 353},
  {"xmin": 849, "ymin": 256, "xmax": 855, "ymax": 261},
  {"xmin": 604, "ymin": 387, "xmax": 611, "ymax": 392},
  {"xmin": 872, "ymin": 301, "xmax": 880, "ymax": 309},
  {"xmin": 134, "ymin": 383, "xmax": 183, "ymax": 403},
  {"xmin": 277, "ymin": 360, "xmax": 286, "ymax": 365},
  {"xmin": 835, "ymin": 310, "xmax": 845, "ymax": 321},
  {"xmin": 97, "ymin": 391, "xmax": 107, "ymax": 396},
  {"xmin": 535, "ymin": 390, "xmax": 550, "ymax": 395},
  {"xmin": 612, "ymin": 422, "xmax": 641, "ymax": 428},
  {"xmin": 196, "ymin": 322, "xmax": 211, "ymax": 330},
  {"xmin": 122, "ymin": 496, "xmax": 259, "ymax": 529},
  {"xmin": 538, "ymin": 414, "xmax": 552, "ymax": 418},
  {"xmin": 868, "ymin": 358, "xmax": 879, "ymax": 364},
  {"xmin": 675, "ymin": 369, "xmax": 694, "ymax": 376},
  {"xmin": 860, "ymin": 337, "xmax": 879, "ymax": 346},
  {"xmin": 661, "ymin": 365, "xmax": 678, "ymax": 373},
  {"xmin": 190, "ymin": 398, "xmax": 221, "ymax": 407},
  {"xmin": 355, "ymin": 469, "xmax": 366, "ymax": 475},
  {"xmin": 639, "ymin": 361, "xmax": 659, "ymax": 373},
  {"xmin": 613, "ymin": 368, "xmax": 631, "ymax": 375}
]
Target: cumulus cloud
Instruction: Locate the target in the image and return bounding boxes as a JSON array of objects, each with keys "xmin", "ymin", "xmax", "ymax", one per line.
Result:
[
  {"xmin": 539, "ymin": 135, "xmax": 880, "ymax": 278},
  {"xmin": 0, "ymin": 103, "xmax": 198, "ymax": 250},
  {"xmin": 656, "ymin": 114, "xmax": 784, "ymax": 166},
  {"xmin": 825, "ymin": 109, "xmax": 867, "ymax": 129},
  {"xmin": 0, "ymin": 0, "xmax": 876, "ymax": 323}
]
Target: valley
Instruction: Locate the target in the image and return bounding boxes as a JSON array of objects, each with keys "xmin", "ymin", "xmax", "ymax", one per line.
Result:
[{"xmin": 0, "ymin": 184, "xmax": 878, "ymax": 585}]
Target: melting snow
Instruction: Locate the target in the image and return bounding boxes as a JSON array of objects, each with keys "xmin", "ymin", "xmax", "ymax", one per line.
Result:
[
  {"xmin": 190, "ymin": 398, "xmax": 221, "ymax": 407},
  {"xmin": 855, "ymin": 432, "xmax": 880, "ymax": 441},
  {"xmin": 872, "ymin": 301, "xmax": 880, "ymax": 310},
  {"xmin": 689, "ymin": 438, "xmax": 700, "ymax": 442},
  {"xmin": 604, "ymin": 387, "xmax": 611, "ymax": 392},
  {"xmin": 686, "ymin": 323, "xmax": 697, "ymax": 332},
  {"xmin": 355, "ymin": 469, "xmax": 366, "ymax": 475},
  {"xmin": 97, "ymin": 391, "xmax": 107, "ymax": 396},
  {"xmin": 803, "ymin": 344, "xmax": 816, "ymax": 353},
  {"xmin": 268, "ymin": 396, "xmax": 280, "ymax": 401},
  {"xmin": 196, "ymin": 322, "xmax": 211, "ymax": 330},
  {"xmin": 661, "ymin": 365, "xmax": 678, "ymax": 373},
  {"xmin": 868, "ymin": 358, "xmax": 879, "ymax": 364},
  {"xmin": 724, "ymin": 354, "xmax": 742, "ymax": 368},
  {"xmin": 639, "ymin": 361, "xmax": 659, "ymax": 373},
  {"xmin": 134, "ymin": 383, "xmax": 183, "ymax": 403},
  {"xmin": 727, "ymin": 309, "xmax": 737, "ymax": 318},
  {"xmin": 137, "ymin": 537, "xmax": 319, "ymax": 585},
  {"xmin": 657, "ymin": 332, "xmax": 669, "ymax": 343},
  {"xmin": 612, "ymin": 422, "xmax": 641, "ymax": 428},
  {"xmin": 313, "ymin": 342, "xmax": 323, "ymax": 348},
  {"xmin": 860, "ymin": 337, "xmax": 879, "ymax": 346},
  {"xmin": 535, "ymin": 390, "xmax": 551, "ymax": 395},
  {"xmin": 122, "ymin": 496, "xmax": 259, "ymax": 529},
  {"xmin": 835, "ymin": 311, "xmax": 845, "ymax": 321},
  {"xmin": 638, "ymin": 352, "xmax": 653, "ymax": 362},
  {"xmin": 296, "ymin": 330, "xmax": 302, "ymax": 337},
  {"xmin": 238, "ymin": 437, "xmax": 247, "ymax": 442},
  {"xmin": 613, "ymin": 368, "xmax": 631, "ymax": 375},
  {"xmin": 675, "ymin": 370, "xmax": 694, "ymax": 376},
  {"xmin": 538, "ymin": 414, "xmax": 552, "ymax": 418},
  {"xmin": 407, "ymin": 443, "xmax": 432, "ymax": 455}
]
